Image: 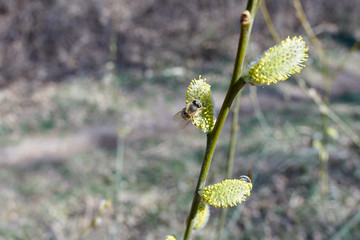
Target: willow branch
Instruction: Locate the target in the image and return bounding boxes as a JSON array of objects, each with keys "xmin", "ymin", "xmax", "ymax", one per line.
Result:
[{"xmin": 182, "ymin": 1, "xmax": 261, "ymax": 239}]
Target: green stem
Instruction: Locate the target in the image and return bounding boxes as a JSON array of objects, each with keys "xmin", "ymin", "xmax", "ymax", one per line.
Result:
[
  {"xmin": 183, "ymin": 81, "xmax": 245, "ymax": 240},
  {"xmin": 291, "ymin": 0, "xmax": 331, "ymax": 197},
  {"xmin": 182, "ymin": 1, "xmax": 261, "ymax": 239}
]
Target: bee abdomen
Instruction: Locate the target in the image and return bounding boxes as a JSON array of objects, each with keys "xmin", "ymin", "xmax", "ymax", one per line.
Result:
[{"xmin": 182, "ymin": 110, "xmax": 191, "ymax": 119}]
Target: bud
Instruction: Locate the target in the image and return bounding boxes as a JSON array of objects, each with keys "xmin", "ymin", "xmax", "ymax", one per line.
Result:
[{"xmin": 99, "ymin": 199, "xmax": 112, "ymax": 212}]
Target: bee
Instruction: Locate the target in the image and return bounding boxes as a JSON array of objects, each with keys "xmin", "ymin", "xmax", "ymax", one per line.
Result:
[
  {"xmin": 173, "ymin": 99, "xmax": 202, "ymax": 129},
  {"xmin": 240, "ymin": 170, "xmax": 253, "ymax": 184}
]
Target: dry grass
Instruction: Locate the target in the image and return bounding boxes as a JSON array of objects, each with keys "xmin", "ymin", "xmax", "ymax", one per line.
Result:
[{"xmin": 1, "ymin": 56, "xmax": 360, "ymax": 239}]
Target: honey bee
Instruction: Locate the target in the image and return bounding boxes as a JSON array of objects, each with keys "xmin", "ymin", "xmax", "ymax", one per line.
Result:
[
  {"xmin": 240, "ymin": 170, "xmax": 253, "ymax": 183},
  {"xmin": 239, "ymin": 175, "xmax": 251, "ymax": 183},
  {"xmin": 173, "ymin": 99, "xmax": 202, "ymax": 129}
]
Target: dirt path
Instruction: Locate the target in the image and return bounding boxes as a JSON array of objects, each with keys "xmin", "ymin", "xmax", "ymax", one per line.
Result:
[{"xmin": 0, "ymin": 126, "xmax": 117, "ymax": 167}]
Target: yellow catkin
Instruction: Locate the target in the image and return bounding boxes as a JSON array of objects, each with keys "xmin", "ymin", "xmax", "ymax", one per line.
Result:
[
  {"xmin": 201, "ymin": 179, "xmax": 253, "ymax": 208},
  {"xmin": 246, "ymin": 36, "xmax": 309, "ymax": 85},
  {"xmin": 193, "ymin": 201, "xmax": 210, "ymax": 230},
  {"xmin": 186, "ymin": 76, "xmax": 215, "ymax": 133},
  {"xmin": 164, "ymin": 235, "xmax": 177, "ymax": 240}
]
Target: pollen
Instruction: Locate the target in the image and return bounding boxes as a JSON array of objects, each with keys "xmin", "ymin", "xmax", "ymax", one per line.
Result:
[
  {"xmin": 200, "ymin": 178, "xmax": 253, "ymax": 208},
  {"xmin": 186, "ymin": 76, "xmax": 215, "ymax": 133},
  {"xmin": 246, "ymin": 36, "xmax": 309, "ymax": 85}
]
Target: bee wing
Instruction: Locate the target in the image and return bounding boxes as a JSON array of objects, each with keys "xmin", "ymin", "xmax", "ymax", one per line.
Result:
[
  {"xmin": 173, "ymin": 109, "xmax": 191, "ymax": 129},
  {"xmin": 247, "ymin": 170, "xmax": 253, "ymax": 182}
]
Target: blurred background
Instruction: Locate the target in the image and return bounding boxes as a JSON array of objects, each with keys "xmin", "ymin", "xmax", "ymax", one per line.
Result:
[{"xmin": 0, "ymin": 0, "xmax": 359, "ymax": 239}]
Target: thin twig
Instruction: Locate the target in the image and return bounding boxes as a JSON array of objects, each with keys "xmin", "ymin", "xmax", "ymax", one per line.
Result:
[
  {"xmin": 216, "ymin": 91, "xmax": 242, "ymax": 240},
  {"xmin": 297, "ymin": 78, "xmax": 360, "ymax": 147},
  {"xmin": 260, "ymin": 2, "xmax": 281, "ymax": 44},
  {"xmin": 330, "ymin": 204, "xmax": 360, "ymax": 240}
]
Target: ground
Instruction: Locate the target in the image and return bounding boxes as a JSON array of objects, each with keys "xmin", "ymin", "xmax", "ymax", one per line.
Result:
[
  {"xmin": 1, "ymin": 46, "xmax": 360, "ymax": 239},
  {"xmin": 1, "ymin": 1, "xmax": 360, "ymax": 239}
]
